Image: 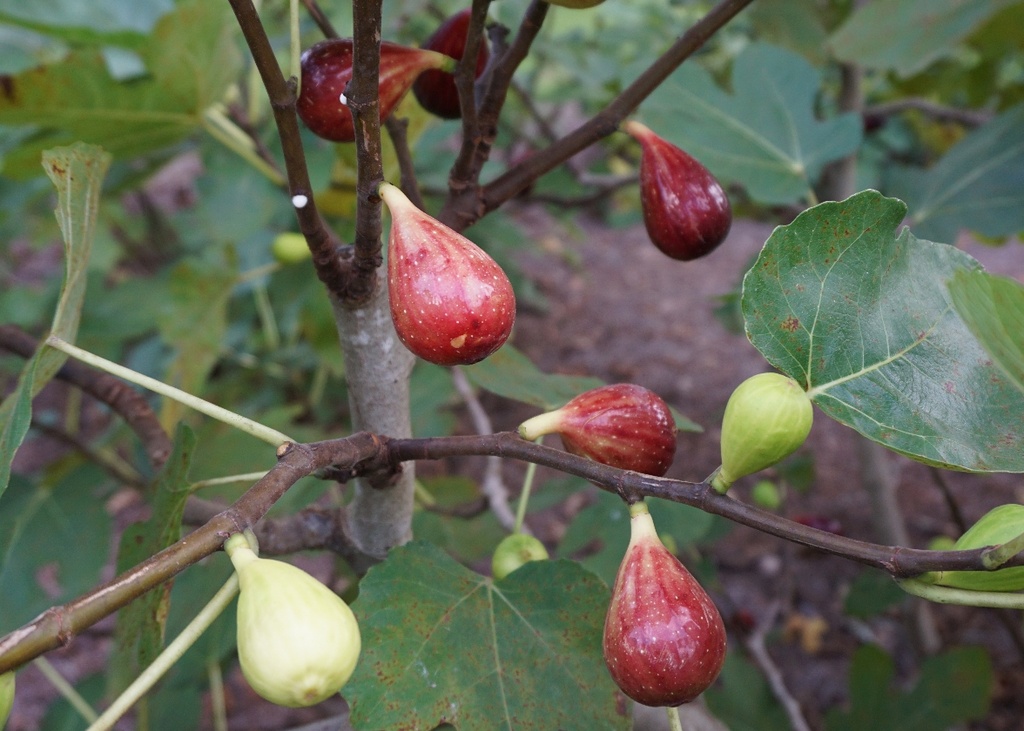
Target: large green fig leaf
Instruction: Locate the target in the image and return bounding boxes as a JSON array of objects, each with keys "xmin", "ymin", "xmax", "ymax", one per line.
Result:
[
  {"xmin": 742, "ymin": 190, "xmax": 1024, "ymax": 472},
  {"xmin": 0, "ymin": 0, "xmax": 172, "ymax": 48},
  {"xmin": 885, "ymin": 104, "xmax": 1024, "ymax": 243},
  {"xmin": 642, "ymin": 43, "xmax": 862, "ymax": 205},
  {"xmin": 346, "ymin": 542, "xmax": 628, "ymax": 731},
  {"xmin": 464, "ymin": 344, "xmax": 604, "ymax": 412},
  {"xmin": 0, "ymin": 0, "xmax": 239, "ymax": 177},
  {"xmin": 949, "ymin": 270, "xmax": 1024, "ymax": 395},
  {"xmin": 0, "ymin": 466, "xmax": 112, "ymax": 634},
  {"xmin": 828, "ymin": 0, "xmax": 1019, "ymax": 77}
]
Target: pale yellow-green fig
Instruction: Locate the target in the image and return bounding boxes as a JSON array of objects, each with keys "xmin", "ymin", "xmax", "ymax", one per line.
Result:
[
  {"xmin": 930, "ymin": 504, "xmax": 1024, "ymax": 592},
  {"xmin": 711, "ymin": 372, "xmax": 812, "ymax": 492},
  {"xmin": 491, "ymin": 533, "xmax": 549, "ymax": 580},
  {"xmin": 0, "ymin": 671, "xmax": 14, "ymax": 728},
  {"xmin": 226, "ymin": 535, "xmax": 361, "ymax": 707}
]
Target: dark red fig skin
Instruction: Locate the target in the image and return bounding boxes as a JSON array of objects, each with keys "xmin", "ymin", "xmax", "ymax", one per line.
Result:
[
  {"xmin": 604, "ymin": 503, "xmax": 727, "ymax": 707},
  {"xmin": 518, "ymin": 384, "xmax": 677, "ymax": 476},
  {"xmin": 624, "ymin": 120, "xmax": 732, "ymax": 261},
  {"xmin": 412, "ymin": 8, "xmax": 489, "ymax": 120},
  {"xmin": 297, "ymin": 39, "xmax": 451, "ymax": 142},
  {"xmin": 380, "ymin": 182, "xmax": 515, "ymax": 366}
]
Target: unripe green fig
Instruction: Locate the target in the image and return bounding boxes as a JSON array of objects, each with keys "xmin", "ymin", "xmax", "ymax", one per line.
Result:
[
  {"xmin": 271, "ymin": 232, "xmax": 312, "ymax": 264},
  {"xmin": 491, "ymin": 532, "xmax": 549, "ymax": 580},
  {"xmin": 226, "ymin": 534, "xmax": 361, "ymax": 707},
  {"xmin": 751, "ymin": 479, "xmax": 782, "ymax": 510},
  {"xmin": 930, "ymin": 504, "xmax": 1024, "ymax": 592},
  {"xmin": 711, "ymin": 373, "xmax": 812, "ymax": 493},
  {"xmin": 0, "ymin": 671, "xmax": 13, "ymax": 728}
]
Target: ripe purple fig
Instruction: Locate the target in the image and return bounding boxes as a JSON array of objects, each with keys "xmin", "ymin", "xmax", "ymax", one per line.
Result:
[
  {"xmin": 380, "ymin": 182, "xmax": 516, "ymax": 365},
  {"xmin": 412, "ymin": 8, "xmax": 489, "ymax": 119},
  {"xmin": 604, "ymin": 501, "xmax": 727, "ymax": 706},
  {"xmin": 297, "ymin": 39, "xmax": 454, "ymax": 143},
  {"xmin": 623, "ymin": 120, "xmax": 731, "ymax": 261},
  {"xmin": 517, "ymin": 384, "xmax": 676, "ymax": 476}
]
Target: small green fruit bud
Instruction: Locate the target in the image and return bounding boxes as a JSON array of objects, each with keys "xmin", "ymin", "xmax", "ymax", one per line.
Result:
[
  {"xmin": 0, "ymin": 671, "xmax": 14, "ymax": 728},
  {"xmin": 712, "ymin": 373, "xmax": 812, "ymax": 492},
  {"xmin": 931, "ymin": 504, "xmax": 1024, "ymax": 592},
  {"xmin": 271, "ymin": 232, "xmax": 312, "ymax": 264},
  {"xmin": 226, "ymin": 535, "xmax": 361, "ymax": 707},
  {"xmin": 751, "ymin": 480, "xmax": 783, "ymax": 510},
  {"xmin": 491, "ymin": 533, "xmax": 549, "ymax": 580}
]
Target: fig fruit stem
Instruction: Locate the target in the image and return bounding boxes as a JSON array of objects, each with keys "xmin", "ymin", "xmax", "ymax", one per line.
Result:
[
  {"xmin": 45, "ymin": 336, "xmax": 294, "ymax": 447},
  {"xmin": 517, "ymin": 410, "xmax": 564, "ymax": 441},
  {"xmin": 895, "ymin": 576, "xmax": 1024, "ymax": 610},
  {"xmin": 33, "ymin": 656, "xmax": 97, "ymax": 724},
  {"xmin": 982, "ymin": 531, "xmax": 1024, "ymax": 570},
  {"xmin": 85, "ymin": 574, "xmax": 241, "ymax": 731},
  {"xmin": 513, "ymin": 441, "xmax": 542, "ymax": 534},
  {"xmin": 666, "ymin": 706, "xmax": 685, "ymax": 731},
  {"xmin": 201, "ymin": 107, "xmax": 286, "ymax": 187}
]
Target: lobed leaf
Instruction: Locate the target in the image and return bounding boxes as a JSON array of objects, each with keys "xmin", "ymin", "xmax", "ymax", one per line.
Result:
[
  {"xmin": 742, "ymin": 190, "xmax": 1024, "ymax": 472},
  {"xmin": 642, "ymin": 43, "xmax": 862, "ymax": 205},
  {"xmin": 828, "ymin": 0, "xmax": 1019, "ymax": 77},
  {"xmin": 0, "ymin": 0, "xmax": 239, "ymax": 177},
  {"xmin": 346, "ymin": 542, "xmax": 628, "ymax": 731},
  {"xmin": 885, "ymin": 104, "xmax": 1024, "ymax": 243}
]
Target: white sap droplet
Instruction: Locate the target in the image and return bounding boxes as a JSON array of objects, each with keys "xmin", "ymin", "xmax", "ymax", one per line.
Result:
[
  {"xmin": 339, "ymin": 93, "xmax": 348, "ymax": 105},
  {"xmin": 292, "ymin": 194, "xmax": 309, "ymax": 208}
]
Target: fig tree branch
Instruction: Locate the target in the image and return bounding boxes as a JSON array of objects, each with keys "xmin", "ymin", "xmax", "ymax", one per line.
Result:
[
  {"xmin": 440, "ymin": 0, "xmax": 549, "ymax": 229},
  {"xmin": 3, "ymin": 430, "xmax": 1020, "ymax": 675},
  {"xmin": 300, "ymin": 0, "xmax": 338, "ymax": 39},
  {"xmin": 0, "ymin": 434, "xmax": 383, "ymax": 675},
  {"xmin": 386, "ymin": 433, "xmax": 1024, "ymax": 576},
  {"xmin": 863, "ymin": 98, "xmax": 992, "ymax": 128},
  {"xmin": 383, "ymin": 116, "xmax": 425, "ymax": 209},
  {"xmin": 480, "ymin": 0, "xmax": 756, "ymax": 214},
  {"xmin": 226, "ymin": 0, "xmax": 365, "ymax": 302},
  {"xmin": 348, "ymin": 0, "xmax": 386, "ymax": 286}
]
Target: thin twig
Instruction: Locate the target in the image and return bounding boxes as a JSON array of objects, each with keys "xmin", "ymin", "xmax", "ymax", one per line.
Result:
[
  {"xmin": 29, "ymin": 419, "xmax": 145, "ymax": 488},
  {"xmin": 440, "ymin": 0, "xmax": 550, "ymax": 229},
  {"xmin": 742, "ymin": 603, "xmax": 813, "ymax": 731},
  {"xmin": 480, "ymin": 0, "xmax": 755, "ymax": 216},
  {"xmin": 928, "ymin": 467, "xmax": 968, "ymax": 533},
  {"xmin": 451, "ymin": 367, "xmax": 517, "ymax": 531},
  {"xmin": 300, "ymin": 0, "xmax": 338, "ymax": 39},
  {"xmin": 864, "ymin": 99, "xmax": 992, "ymax": 127},
  {"xmin": 227, "ymin": 0, "xmax": 367, "ymax": 303},
  {"xmin": 384, "ymin": 116, "xmax": 426, "ymax": 210}
]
